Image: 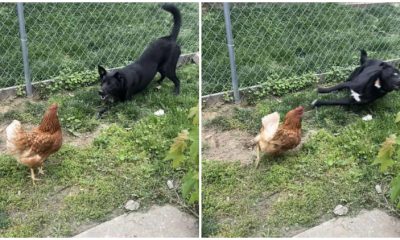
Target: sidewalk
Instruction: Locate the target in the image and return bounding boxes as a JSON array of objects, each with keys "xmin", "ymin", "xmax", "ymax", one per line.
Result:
[
  {"xmin": 294, "ymin": 209, "xmax": 400, "ymax": 238},
  {"xmin": 74, "ymin": 204, "xmax": 198, "ymax": 238}
]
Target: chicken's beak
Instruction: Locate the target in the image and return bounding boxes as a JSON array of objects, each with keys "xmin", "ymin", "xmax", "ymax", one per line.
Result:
[{"xmin": 297, "ymin": 106, "xmax": 304, "ymax": 116}]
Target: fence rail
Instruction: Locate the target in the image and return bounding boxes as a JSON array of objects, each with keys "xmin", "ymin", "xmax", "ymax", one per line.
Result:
[
  {"xmin": 0, "ymin": 3, "xmax": 198, "ymax": 91},
  {"xmin": 202, "ymin": 3, "xmax": 400, "ymax": 96}
]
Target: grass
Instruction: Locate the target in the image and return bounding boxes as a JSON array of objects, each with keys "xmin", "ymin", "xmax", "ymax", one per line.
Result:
[
  {"xmin": 0, "ymin": 63, "xmax": 198, "ymax": 237},
  {"xmin": 0, "ymin": 2, "xmax": 198, "ymax": 88},
  {"xmin": 202, "ymin": 82, "xmax": 400, "ymax": 237},
  {"xmin": 202, "ymin": 3, "xmax": 400, "ymax": 94}
]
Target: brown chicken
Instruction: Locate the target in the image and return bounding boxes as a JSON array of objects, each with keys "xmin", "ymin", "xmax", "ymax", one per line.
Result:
[
  {"xmin": 6, "ymin": 103, "xmax": 63, "ymax": 184},
  {"xmin": 250, "ymin": 106, "xmax": 304, "ymax": 168}
]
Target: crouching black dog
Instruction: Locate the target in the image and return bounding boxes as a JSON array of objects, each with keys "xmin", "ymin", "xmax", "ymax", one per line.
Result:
[
  {"xmin": 312, "ymin": 49, "xmax": 400, "ymax": 107},
  {"xmin": 98, "ymin": 4, "xmax": 182, "ymax": 103}
]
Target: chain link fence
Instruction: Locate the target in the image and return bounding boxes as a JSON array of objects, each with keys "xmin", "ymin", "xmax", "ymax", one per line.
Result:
[
  {"xmin": 0, "ymin": 2, "xmax": 198, "ymax": 89},
  {"xmin": 202, "ymin": 3, "xmax": 400, "ymax": 96}
]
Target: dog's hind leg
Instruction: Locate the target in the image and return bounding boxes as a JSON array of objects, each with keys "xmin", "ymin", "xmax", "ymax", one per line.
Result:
[
  {"xmin": 170, "ymin": 74, "xmax": 180, "ymax": 95},
  {"xmin": 312, "ymin": 97, "xmax": 354, "ymax": 107},
  {"xmin": 158, "ymin": 68, "xmax": 180, "ymax": 94},
  {"xmin": 317, "ymin": 82, "xmax": 350, "ymax": 93},
  {"xmin": 164, "ymin": 46, "xmax": 181, "ymax": 95}
]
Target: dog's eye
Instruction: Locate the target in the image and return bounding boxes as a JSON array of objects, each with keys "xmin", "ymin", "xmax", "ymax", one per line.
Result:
[{"xmin": 394, "ymin": 73, "xmax": 398, "ymax": 76}]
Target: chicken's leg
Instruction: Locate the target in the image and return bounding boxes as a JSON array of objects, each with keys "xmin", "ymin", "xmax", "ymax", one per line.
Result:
[
  {"xmin": 30, "ymin": 168, "xmax": 41, "ymax": 185},
  {"xmin": 254, "ymin": 144, "xmax": 261, "ymax": 168}
]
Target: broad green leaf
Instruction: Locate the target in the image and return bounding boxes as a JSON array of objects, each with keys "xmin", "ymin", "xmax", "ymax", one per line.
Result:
[
  {"xmin": 165, "ymin": 105, "xmax": 199, "ymax": 204},
  {"xmin": 326, "ymin": 158, "xmax": 334, "ymax": 166},
  {"xmin": 188, "ymin": 105, "xmax": 199, "ymax": 125},
  {"xmin": 165, "ymin": 130, "xmax": 189, "ymax": 168},
  {"xmin": 182, "ymin": 171, "xmax": 198, "ymax": 203},
  {"xmin": 172, "ymin": 155, "xmax": 186, "ymax": 169},
  {"xmin": 396, "ymin": 112, "xmax": 400, "ymax": 123},
  {"xmin": 373, "ymin": 135, "xmax": 396, "ymax": 172},
  {"xmin": 189, "ymin": 125, "xmax": 199, "ymax": 167},
  {"xmin": 189, "ymin": 179, "xmax": 199, "ymax": 204},
  {"xmin": 390, "ymin": 175, "xmax": 400, "ymax": 205}
]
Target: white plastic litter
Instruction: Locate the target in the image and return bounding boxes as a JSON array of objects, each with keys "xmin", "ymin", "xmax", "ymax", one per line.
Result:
[
  {"xmin": 362, "ymin": 114, "xmax": 373, "ymax": 121},
  {"xmin": 154, "ymin": 109, "xmax": 165, "ymax": 116},
  {"xmin": 375, "ymin": 184, "xmax": 382, "ymax": 194},
  {"xmin": 167, "ymin": 180, "xmax": 174, "ymax": 189}
]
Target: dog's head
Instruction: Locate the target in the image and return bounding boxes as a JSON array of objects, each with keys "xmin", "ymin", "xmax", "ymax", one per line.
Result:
[
  {"xmin": 98, "ymin": 65, "xmax": 125, "ymax": 102},
  {"xmin": 380, "ymin": 62, "xmax": 400, "ymax": 91}
]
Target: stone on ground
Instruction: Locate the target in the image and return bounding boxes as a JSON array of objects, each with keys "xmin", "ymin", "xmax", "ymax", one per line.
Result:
[
  {"xmin": 74, "ymin": 204, "xmax": 198, "ymax": 238},
  {"xmin": 294, "ymin": 209, "xmax": 400, "ymax": 237},
  {"xmin": 333, "ymin": 204, "xmax": 348, "ymax": 216},
  {"xmin": 124, "ymin": 200, "xmax": 140, "ymax": 211}
]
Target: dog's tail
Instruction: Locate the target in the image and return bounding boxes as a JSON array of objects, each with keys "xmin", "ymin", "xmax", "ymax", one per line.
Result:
[
  {"xmin": 360, "ymin": 49, "xmax": 368, "ymax": 65},
  {"xmin": 162, "ymin": 4, "xmax": 181, "ymax": 41}
]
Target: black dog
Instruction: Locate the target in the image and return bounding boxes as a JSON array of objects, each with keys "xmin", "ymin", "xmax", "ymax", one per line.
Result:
[
  {"xmin": 98, "ymin": 4, "xmax": 181, "ymax": 103},
  {"xmin": 312, "ymin": 50, "xmax": 400, "ymax": 107}
]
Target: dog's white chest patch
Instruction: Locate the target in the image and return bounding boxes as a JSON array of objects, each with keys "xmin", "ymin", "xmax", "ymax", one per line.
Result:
[
  {"xmin": 374, "ymin": 79, "xmax": 381, "ymax": 89},
  {"xmin": 350, "ymin": 90, "xmax": 361, "ymax": 102}
]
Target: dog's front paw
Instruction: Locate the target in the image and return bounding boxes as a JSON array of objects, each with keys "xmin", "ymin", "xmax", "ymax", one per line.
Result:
[
  {"xmin": 173, "ymin": 88, "xmax": 180, "ymax": 95},
  {"xmin": 311, "ymin": 99, "xmax": 320, "ymax": 108},
  {"xmin": 97, "ymin": 108, "xmax": 107, "ymax": 119}
]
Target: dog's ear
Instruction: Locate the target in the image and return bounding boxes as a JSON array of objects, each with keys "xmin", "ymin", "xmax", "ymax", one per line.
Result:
[
  {"xmin": 98, "ymin": 65, "xmax": 107, "ymax": 78},
  {"xmin": 360, "ymin": 49, "xmax": 368, "ymax": 65},
  {"xmin": 114, "ymin": 72, "xmax": 125, "ymax": 82}
]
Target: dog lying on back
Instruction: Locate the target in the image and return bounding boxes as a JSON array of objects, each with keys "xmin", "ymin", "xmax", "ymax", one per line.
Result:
[
  {"xmin": 98, "ymin": 4, "xmax": 182, "ymax": 102},
  {"xmin": 312, "ymin": 50, "xmax": 400, "ymax": 107}
]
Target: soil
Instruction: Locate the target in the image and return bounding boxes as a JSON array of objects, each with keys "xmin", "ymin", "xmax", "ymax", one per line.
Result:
[
  {"xmin": 202, "ymin": 128, "xmax": 255, "ymax": 166},
  {"xmin": 203, "ymin": 100, "xmax": 239, "ymax": 118},
  {"xmin": 202, "ymin": 102, "xmax": 256, "ymax": 166},
  {"xmin": 63, "ymin": 124, "xmax": 108, "ymax": 148}
]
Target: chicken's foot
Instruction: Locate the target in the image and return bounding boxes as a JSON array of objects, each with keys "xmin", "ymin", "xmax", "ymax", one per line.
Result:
[
  {"xmin": 30, "ymin": 168, "xmax": 41, "ymax": 185},
  {"xmin": 38, "ymin": 166, "xmax": 45, "ymax": 175}
]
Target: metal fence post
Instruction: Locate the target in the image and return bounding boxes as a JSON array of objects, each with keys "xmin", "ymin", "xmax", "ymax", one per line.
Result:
[
  {"xmin": 17, "ymin": 3, "xmax": 32, "ymax": 97},
  {"xmin": 223, "ymin": 2, "xmax": 240, "ymax": 103}
]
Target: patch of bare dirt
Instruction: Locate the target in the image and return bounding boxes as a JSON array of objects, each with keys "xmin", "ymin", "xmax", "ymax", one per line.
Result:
[
  {"xmin": 202, "ymin": 102, "xmax": 235, "ymax": 122},
  {"xmin": 0, "ymin": 123, "xmax": 8, "ymax": 153},
  {"xmin": 202, "ymin": 128, "xmax": 255, "ymax": 166},
  {"xmin": 202, "ymin": 102, "xmax": 258, "ymax": 166},
  {"xmin": 64, "ymin": 124, "xmax": 108, "ymax": 148},
  {"xmin": 0, "ymin": 96, "xmax": 41, "ymax": 114}
]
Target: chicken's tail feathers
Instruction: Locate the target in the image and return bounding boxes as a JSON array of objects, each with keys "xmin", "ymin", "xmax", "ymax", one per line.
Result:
[
  {"xmin": 261, "ymin": 112, "xmax": 280, "ymax": 141},
  {"xmin": 6, "ymin": 120, "xmax": 23, "ymax": 152}
]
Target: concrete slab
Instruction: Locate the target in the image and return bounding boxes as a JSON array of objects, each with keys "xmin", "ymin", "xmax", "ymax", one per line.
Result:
[
  {"xmin": 294, "ymin": 209, "xmax": 400, "ymax": 238},
  {"xmin": 74, "ymin": 205, "xmax": 198, "ymax": 238}
]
